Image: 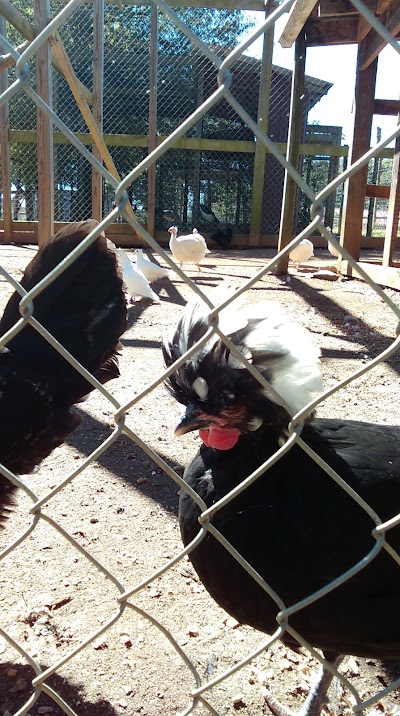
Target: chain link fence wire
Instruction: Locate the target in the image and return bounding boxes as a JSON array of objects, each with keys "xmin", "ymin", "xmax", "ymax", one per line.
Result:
[
  {"xmin": 1, "ymin": 0, "xmax": 400, "ymax": 714},
  {"xmin": 2, "ymin": 2, "xmax": 351, "ymax": 235}
]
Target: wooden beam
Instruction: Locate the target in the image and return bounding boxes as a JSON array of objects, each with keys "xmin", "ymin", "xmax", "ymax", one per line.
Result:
[
  {"xmin": 48, "ymin": 32, "xmax": 137, "ymax": 228},
  {"xmin": 359, "ymin": 1, "xmax": 400, "ymax": 70},
  {"xmin": 366, "ymin": 183, "xmax": 390, "ymax": 198},
  {"xmin": 340, "ymin": 260, "xmax": 400, "ymax": 290},
  {"xmin": 0, "ymin": 0, "xmax": 92, "ymax": 104},
  {"xmin": 383, "ymin": 109, "xmax": 400, "ymax": 266},
  {"xmin": 34, "ymin": 0, "xmax": 54, "ymax": 246},
  {"xmin": 319, "ymin": 0, "xmax": 361, "ymax": 16},
  {"xmin": 305, "ymin": 16, "xmax": 359, "ymax": 45},
  {"xmin": 276, "ymin": 33, "xmax": 306, "ymax": 274},
  {"xmin": 374, "ymin": 98, "xmax": 400, "ymax": 115},
  {"xmin": 279, "ymin": 0, "xmax": 318, "ymax": 48},
  {"xmin": 249, "ymin": 4, "xmax": 274, "ymax": 248},
  {"xmin": 82, "ymin": 0, "xmax": 266, "ymax": 9},
  {"xmin": 0, "ymin": 40, "xmax": 29, "ymax": 71},
  {"xmin": 357, "ymin": 13, "xmax": 372, "ymax": 42},
  {"xmin": 377, "ymin": 0, "xmax": 393, "ymax": 13},
  {"xmin": 147, "ymin": 3, "xmax": 158, "ymax": 238},
  {"xmin": 92, "ymin": 0, "xmax": 104, "ymax": 221},
  {"xmin": 340, "ymin": 44, "xmax": 378, "ymax": 261},
  {"xmin": 0, "ymin": 16, "xmax": 12, "ymax": 242}
]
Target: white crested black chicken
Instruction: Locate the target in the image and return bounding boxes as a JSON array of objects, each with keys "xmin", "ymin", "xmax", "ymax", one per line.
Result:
[
  {"xmin": 163, "ymin": 289, "xmax": 400, "ymax": 715},
  {"xmin": 0, "ymin": 220, "xmax": 127, "ymax": 525}
]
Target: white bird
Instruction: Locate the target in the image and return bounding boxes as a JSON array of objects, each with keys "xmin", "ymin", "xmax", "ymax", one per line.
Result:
[
  {"xmin": 288, "ymin": 238, "xmax": 314, "ymax": 269},
  {"xmin": 327, "ymin": 238, "xmax": 342, "ymax": 258},
  {"xmin": 116, "ymin": 249, "xmax": 160, "ymax": 303},
  {"xmin": 133, "ymin": 249, "xmax": 172, "ymax": 282},
  {"xmin": 168, "ymin": 226, "xmax": 210, "ymax": 272}
]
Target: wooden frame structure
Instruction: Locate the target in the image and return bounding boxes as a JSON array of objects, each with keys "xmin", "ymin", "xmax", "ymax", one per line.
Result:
[
  {"xmin": 277, "ymin": 0, "xmax": 400, "ymax": 287},
  {"xmin": 0, "ymin": 0, "xmax": 399, "ymax": 280}
]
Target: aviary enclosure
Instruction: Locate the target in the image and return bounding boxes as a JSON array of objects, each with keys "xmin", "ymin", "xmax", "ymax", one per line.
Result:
[
  {"xmin": 1, "ymin": 0, "xmax": 399, "ymax": 268},
  {"xmin": 0, "ymin": 1, "xmax": 400, "ymax": 715}
]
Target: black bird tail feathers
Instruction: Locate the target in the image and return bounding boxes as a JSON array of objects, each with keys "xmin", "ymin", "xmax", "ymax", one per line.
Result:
[
  {"xmin": 0, "ymin": 220, "xmax": 127, "ymax": 396},
  {"xmin": 0, "ymin": 220, "xmax": 127, "ymax": 504}
]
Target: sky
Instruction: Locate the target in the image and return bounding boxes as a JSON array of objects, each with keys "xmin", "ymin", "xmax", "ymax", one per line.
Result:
[{"xmin": 243, "ymin": 12, "xmax": 399, "ymax": 147}]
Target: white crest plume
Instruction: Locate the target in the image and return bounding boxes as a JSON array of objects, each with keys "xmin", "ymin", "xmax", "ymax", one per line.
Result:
[{"xmin": 163, "ymin": 284, "xmax": 323, "ymax": 415}]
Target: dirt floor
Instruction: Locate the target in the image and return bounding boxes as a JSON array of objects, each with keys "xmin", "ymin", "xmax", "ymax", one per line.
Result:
[{"xmin": 0, "ymin": 242, "xmax": 400, "ymax": 716}]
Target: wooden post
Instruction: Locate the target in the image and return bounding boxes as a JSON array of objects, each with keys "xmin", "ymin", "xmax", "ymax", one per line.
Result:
[
  {"xmin": 382, "ymin": 105, "xmax": 400, "ymax": 267},
  {"xmin": 192, "ymin": 62, "xmax": 204, "ymax": 227},
  {"xmin": 147, "ymin": 3, "xmax": 158, "ymax": 238},
  {"xmin": 0, "ymin": 0, "xmax": 92, "ymax": 103},
  {"xmin": 339, "ymin": 43, "xmax": 377, "ymax": 261},
  {"xmin": 0, "ymin": 15, "xmax": 12, "ymax": 242},
  {"xmin": 276, "ymin": 32, "xmax": 306, "ymax": 274},
  {"xmin": 34, "ymin": 0, "xmax": 54, "ymax": 245},
  {"xmin": 92, "ymin": 0, "xmax": 104, "ymax": 221},
  {"xmin": 249, "ymin": 4, "xmax": 274, "ymax": 247}
]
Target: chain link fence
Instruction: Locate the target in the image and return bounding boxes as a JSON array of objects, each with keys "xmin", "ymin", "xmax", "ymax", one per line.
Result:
[
  {"xmin": 1, "ymin": 0, "xmax": 400, "ymax": 714},
  {"xmin": 2, "ymin": 0, "xmax": 350, "ymax": 238}
]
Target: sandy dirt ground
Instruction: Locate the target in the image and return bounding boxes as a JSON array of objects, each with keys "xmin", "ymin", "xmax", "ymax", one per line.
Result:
[{"xmin": 0, "ymin": 241, "xmax": 400, "ymax": 716}]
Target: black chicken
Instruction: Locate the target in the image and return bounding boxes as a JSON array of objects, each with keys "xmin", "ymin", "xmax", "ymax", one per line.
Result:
[
  {"xmin": 210, "ymin": 224, "xmax": 233, "ymax": 249},
  {"xmin": 163, "ymin": 290, "xmax": 400, "ymax": 715},
  {"xmin": 0, "ymin": 220, "xmax": 127, "ymax": 524}
]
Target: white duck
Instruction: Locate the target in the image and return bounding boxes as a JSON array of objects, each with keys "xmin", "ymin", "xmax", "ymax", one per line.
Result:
[
  {"xmin": 133, "ymin": 249, "xmax": 172, "ymax": 282},
  {"xmin": 327, "ymin": 238, "xmax": 342, "ymax": 258},
  {"xmin": 168, "ymin": 226, "xmax": 210, "ymax": 272},
  {"xmin": 289, "ymin": 238, "xmax": 314, "ymax": 269},
  {"xmin": 116, "ymin": 249, "xmax": 160, "ymax": 304}
]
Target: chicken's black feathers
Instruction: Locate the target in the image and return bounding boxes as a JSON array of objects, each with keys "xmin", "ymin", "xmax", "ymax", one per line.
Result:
[
  {"xmin": 0, "ymin": 220, "xmax": 127, "ymax": 523},
  {"xmin": 164, "ymin": 293, "xmax": 400, "ymax": 662},
  {"xmin": 210, "ymin": 224, "xmax": 233, "ymax": 249}
]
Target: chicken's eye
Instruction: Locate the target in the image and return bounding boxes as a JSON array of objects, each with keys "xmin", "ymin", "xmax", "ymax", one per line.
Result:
[{"xmin": 222, "ymin": 390, "xmax": 235, "ymax": 405}]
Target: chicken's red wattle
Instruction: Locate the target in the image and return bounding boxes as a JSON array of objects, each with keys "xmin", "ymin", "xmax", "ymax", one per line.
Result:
[{"xmin": 199, "ymin": 426, "xmax": 240, "ymax": 450}]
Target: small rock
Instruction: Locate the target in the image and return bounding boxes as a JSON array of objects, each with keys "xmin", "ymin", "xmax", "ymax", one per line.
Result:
[
  {"xmin": 93, "ymin": 639, "xmax": 108, "ymax": 650},
  {"xmin": 186, "ymin": 625, "xmax": 199, "ymax": 637},
  {"xmin": 224, "ymin": 617, "xmax": 241, "ymax": 629},
  {"xmin": 232, "ymin": 693, "xmax": 245, "ymax": 706}
]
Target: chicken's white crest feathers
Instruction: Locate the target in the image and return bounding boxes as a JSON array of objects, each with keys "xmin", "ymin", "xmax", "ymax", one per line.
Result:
[
  {"xmin": 240, "ymin": 315, "xmax": 322, "ymax": 413},
  {"xmin": 163, "ymin": 287, "xmax": 322, "ymax": 415}
]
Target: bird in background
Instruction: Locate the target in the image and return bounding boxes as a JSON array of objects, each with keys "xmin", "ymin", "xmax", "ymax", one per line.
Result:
[
  {"xmin": 289, "ymin": 238, "xmax": 314, "ymax": 268},
  {"xmin": 0, "ymin": 220, "xmax": 127, "ymax": 525},
  {"xmin": 198, "ymin": 203, "xmax": 233, "ymax": 249},
  {"xmin": 326, "ymin": 232, "xmax": 342, "ymax": 258},
  {"xmin": 199, "ymin": 203, "xmax": 219, "ymax": 224},
  {"xmin": 116, "ymin": 248, "xmax": 160, "ymax": 303},
  {"xmin": 210, "ymin": 224, "xmax": 233, "ymax": 249},
  {"xmin": 168, "ymin": 226, "xmax": 210, "ymax": 272},
  {"xmin": 133, "ymin": 248, "xmax": 172, "ymax": 282},
  {"xmin": 163, "ymin": 286, "xmax": 400, "ymax": 716}
]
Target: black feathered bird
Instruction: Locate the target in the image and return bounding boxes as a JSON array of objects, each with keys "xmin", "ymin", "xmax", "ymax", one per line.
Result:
[
  {"xmin": 163, "ymin": 290, "xmax": 400, "ymax": 715},
  {"xmin": 0, "ymin": 220, "xmax": 127, "ymax": 524},
  {"xmin": 210, "ymin": 224, "xmax": 233, "ymax": 249}
]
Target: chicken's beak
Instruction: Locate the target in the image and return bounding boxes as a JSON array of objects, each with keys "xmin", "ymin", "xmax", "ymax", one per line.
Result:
[{"xmin": 174, "ymin": 404, "xmax": 210, "ymax": 437}]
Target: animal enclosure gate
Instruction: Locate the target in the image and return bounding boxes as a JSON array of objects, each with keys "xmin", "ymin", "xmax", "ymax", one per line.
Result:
[{"xmin": 0, "ymin": 1, "xmax": 400, "ymax": 715}]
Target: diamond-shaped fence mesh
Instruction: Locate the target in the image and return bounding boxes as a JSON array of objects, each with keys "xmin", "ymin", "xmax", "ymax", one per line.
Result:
[{"xmin": 1, "ymin": 0, "xmax": 400, "ymax": 714}]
